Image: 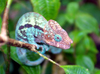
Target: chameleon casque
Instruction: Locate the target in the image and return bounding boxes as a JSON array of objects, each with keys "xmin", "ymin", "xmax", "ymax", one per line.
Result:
[{"xmin": 15, "ymin": 12, "xmax": 73, "ymax": 66}]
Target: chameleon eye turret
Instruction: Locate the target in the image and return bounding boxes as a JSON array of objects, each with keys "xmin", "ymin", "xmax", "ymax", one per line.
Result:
[{"xmin": 54, "ymin": 34, "xmax": 62, "ymax": 42}]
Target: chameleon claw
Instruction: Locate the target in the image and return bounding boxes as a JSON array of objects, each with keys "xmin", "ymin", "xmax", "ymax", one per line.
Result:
[{"xmin": 38, "ymin": 45, "xmax": 46, "ymax": 54}]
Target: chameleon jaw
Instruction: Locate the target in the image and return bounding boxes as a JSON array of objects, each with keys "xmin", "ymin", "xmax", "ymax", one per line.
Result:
[{"xmin": 57, "ymin": 43, "xmax": 72, "ymax": 49}]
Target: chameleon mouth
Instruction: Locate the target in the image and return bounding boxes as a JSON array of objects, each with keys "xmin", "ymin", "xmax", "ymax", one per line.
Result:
[
  {"xmin": 63, "ymin": 44, "xmax": 71, "ymax": 49},
  {"xmin": 58, "ymin": 44, "xmax": 71, "ymax": 49},
  {"xmin": 55, "ymin": 42, "xmax": 71, "ymax": 49}
]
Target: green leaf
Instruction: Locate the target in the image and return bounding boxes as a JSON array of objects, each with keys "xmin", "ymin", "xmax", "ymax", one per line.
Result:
[
  {"xmin": 69, "ymin": 30, "xmax": 86, "ymax": 44},
  {"xmin": 0, "ymin": 0, "xmax": 6, "ymax": 15},
  {"xmin": 75, "ymin": 13, "xmax": 99, "ymax": 34},
  {"xmin": 74, "ymin": 0, "xmax": 82, "ymax": 2},
  {"xmin": 66, "ymin": 2, "xmax": 79, "ymax": 15},
  {"xmin": 65, "ymin": 2, "xmax": 79, "ymax": 24},
  {"xmin": 76, "ymin": 55, "xmax": 94, "ymax": 73},
  {"xmin": 10, "ymin": 31, "xmax": 15, "ymax": 39},
  {"xmin": 30, "ymin": 0, "xmax": 60, "ymax": 20},
  {"xmin": 56, "ymin": 14, "xmax": 66, "ymax": 27},
  {"xmin": 95, "ymin": 70, "xmax": 100, "ymax": 74},
  {"xmin": 61, "ymin": 0, "xmax": 70, "ymax": 5},
  {"xmin": 22, "ymin": 65, "xmax": 41, "ymax": 74},
  {"xmin": 80, "ymin": 3, "xmax": 100, "ymax": 24},
  {"xmin": 93, "ymin": 68, "xmax": 100, "ymax": 74},
  {"xmin": 26, "ymin": 49, "xmax": 40, "ymax": 61},
  {"xmin": 0, "ymin": 66, "xmax": 5, "ymax": 74},
  {"xmin": 0, "ymin": 17, "xmax": 2, "ymax": 32},
  {"xmin": 61, "ymin": 65, "xmax": 90, "ymax": 74},
  {"xmin": 83, "ymin": 36, "xmax": 98, "ymax": 53},
  {"xmin": 87, "ymin": 52, "xmax": 97, "ymax": 64},
  {"xmin": 63, "ymin": 47, "xmax": 74, "ymax": 54},
  {"xmin": 76, "ymin": 42, "xmax": 86, "ymax": 55}
]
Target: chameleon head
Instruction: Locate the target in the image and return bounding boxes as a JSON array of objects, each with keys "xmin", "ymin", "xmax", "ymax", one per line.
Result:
[{"xmin": 44, "ymin": 20, "xmax": 73, "ymax": 49}]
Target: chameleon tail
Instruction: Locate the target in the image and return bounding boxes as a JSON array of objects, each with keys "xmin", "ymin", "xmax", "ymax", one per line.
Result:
[{"xmin": 16, "ymin": 47, "xmax": 45, "ymax": 66}]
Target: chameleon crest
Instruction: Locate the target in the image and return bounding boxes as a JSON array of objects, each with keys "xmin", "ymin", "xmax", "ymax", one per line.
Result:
[{"xmin": 15, "ymin": 12, "xmax": 73, "ymax": 66}]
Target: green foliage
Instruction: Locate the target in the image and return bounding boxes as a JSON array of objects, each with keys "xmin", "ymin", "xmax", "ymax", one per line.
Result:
[
  {"xmin": 76, "ymin": 55, "xmax": 94, "ymax": 73},
  {"xmin": 80, "ymin": 3, "xmax": 100, "ymax": 24},
  {"xmin": 95, "ymin": 70, "xmax": 100, "ymax": 74},
  {"xmin": 26, "ymin": 50, "xmax": 40, "ymax": 61},
  {"xmin": 0, "ymin": 17, "xmax": 2, "ymax": 32},
  {"xmin": 0, "ymin": 0, "xmax": 6, "ymax": 15},
  {"xmin": 63, "ymin": 47, "xmax": 74, "ymax": 54},
  {"xmin": 30, "ymin": 0, "xmax": 60, "ymax": 20},
  {"xmin": 0, "ymin": 66, "xmax": 5, "ymax": 74},
  {"xmin": 65, "ymin": 2, "xmax": 79, "ymax": 24},
  {"xmin": 65, "ymin": 2, "xmax": 99, "ymax": 35},
  {"xmin": 83, "ymin": 36, "xmax": 98, "ymax": 53},
  {"xmin": 56, "ymin": 14, "xmax": 66, "ymax": 26},
  {"xmin": 75, "ymin": 13, "xmax": 99, "ymax": 34},
  {"xmin": 62, "ymin": 1, "xmax": 99, "ymax": 74},
  {"xmin": 61, "ymin": 65, "xmax": 90, "ymax": 74},
  {"xmin": 69, "ymin": 30, "xmax": 86, "ymax": 44},
  {"xmin": 0, "ymin": 0, "xmax": 99, "ymax": 74}
]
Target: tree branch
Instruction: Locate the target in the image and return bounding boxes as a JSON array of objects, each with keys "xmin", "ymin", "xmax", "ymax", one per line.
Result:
[
  {"xmin": 0, "ymin": 0, "xmax": 12, "ymax": 74},
  {"xmin": 0, "ymin": 0, "xmax": 12, "ymax": 46}
]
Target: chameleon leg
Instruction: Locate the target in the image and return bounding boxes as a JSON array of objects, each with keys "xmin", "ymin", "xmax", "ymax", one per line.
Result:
[
  {"xmin": 16, "ymin": 39, "xmax": 45, "ymax": 66},
  {"xmin": 49, "ymin": 46, "xmax": 62, "ymax": 54},
  {"xmin": 39, "ymin": 44, "xmax": 49, "ymax": 54}
]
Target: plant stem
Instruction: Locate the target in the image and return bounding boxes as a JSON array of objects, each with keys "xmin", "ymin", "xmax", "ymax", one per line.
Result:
[
  {"xmin": 6, "ymin": 45, "xmax": 10, "ymax": 74},
  {"xmin": 6, "ymin": 33, "xmax": 11, "ymax": 74},
  {"xmin": 3, "ymin": 0, "xmax": 12, "ymax": 74},
  {"xmin": 31, "ymin": 47, "xmax": 62, "ymax": 68}
]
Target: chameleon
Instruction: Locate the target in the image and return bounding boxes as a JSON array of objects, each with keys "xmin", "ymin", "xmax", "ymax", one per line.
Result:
[{"xmin": 15, "ymin": 12, "xmax": 73, "ymax": 66}]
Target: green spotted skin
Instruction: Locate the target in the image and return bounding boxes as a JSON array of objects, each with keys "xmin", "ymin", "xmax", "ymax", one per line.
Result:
[{"xmin": 15, "ymin": 12, "xmax": 63, "ymax": 66}]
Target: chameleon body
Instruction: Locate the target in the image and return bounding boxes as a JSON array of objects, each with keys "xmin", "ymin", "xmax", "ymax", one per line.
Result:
[{"xmin": 15, "ymin": 12, "xmax": 73, "ymax": 66}]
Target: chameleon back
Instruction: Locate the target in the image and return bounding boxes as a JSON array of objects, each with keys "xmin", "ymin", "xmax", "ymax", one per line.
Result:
[{"xmin": 15, "ymin": 12, "xmax": 48, "ymax": 41}]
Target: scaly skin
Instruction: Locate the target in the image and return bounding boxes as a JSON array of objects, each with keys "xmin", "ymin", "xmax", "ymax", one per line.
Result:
[{"xmin": 15, "ymin": 12, "xmax": 73, "ymax": 66}]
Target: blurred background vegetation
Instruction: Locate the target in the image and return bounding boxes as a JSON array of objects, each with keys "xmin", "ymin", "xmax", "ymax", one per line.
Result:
[{"xmin": 0, "ymin": 0, "xmax": 100, "ymax": 74}]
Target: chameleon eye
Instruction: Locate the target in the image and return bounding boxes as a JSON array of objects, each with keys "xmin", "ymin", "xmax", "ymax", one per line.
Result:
[{"xmin": 54, "ymin": 34, "xmax": 62, "ymax": 42}]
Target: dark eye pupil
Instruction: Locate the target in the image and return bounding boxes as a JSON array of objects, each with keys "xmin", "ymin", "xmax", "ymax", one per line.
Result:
[
  {"xmin": 54, "ymin": 34, "xmax": 62, "ymax": 42},
  {"xmin": 57, "ymin": 37, "xmax": 59, "ymax": 39}
]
